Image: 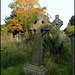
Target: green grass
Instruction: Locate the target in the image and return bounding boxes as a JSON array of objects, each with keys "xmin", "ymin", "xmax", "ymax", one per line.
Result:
[
  {"xmin": 57, "ymin": 62, "xmax": 72, "ymax": 75},
  {"xmin": 1, "ymin": 64, "xmax": 23, "ymax": 75},
  {"xmin": 1, "ymin": 41, "xmax": 33, "ymax": 68},
  {"xmin": 1, "ymin": 36, "xmax": 33, "ymax": 75},
  {"xmin": 1, "ymin": 62, "xmax": 31, "ymax": 75},
  {"xmin": 1, "ymin": 35, "xmax": 72, "ymax": 75}
]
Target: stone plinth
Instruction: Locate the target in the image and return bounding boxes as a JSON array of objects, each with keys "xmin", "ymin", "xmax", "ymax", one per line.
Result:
[{"xmin": 23, "ymin": 65, "xmax": 46, "ymax": 75}]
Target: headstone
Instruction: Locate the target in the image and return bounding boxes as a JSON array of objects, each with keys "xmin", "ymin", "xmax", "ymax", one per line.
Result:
[
  {"xmin": 65, "ymin": 32, "xmax": 75, "ymax": 75},
  {"xmin": 16, "ymin": 34, "xmax": 19, "ymax": 41},
  {"xmin": 52, "ymin": 15, "xmax": 63, "ymax": 36},
  {"xmin": 19, "ymin": 31, "xmax": 21, "ymax": 39},
  {"xmin": 10, "ymin": 33, "xmax": 13, "ymax": 39},
  {"xmin": 23, "ymin": 13, "xmax": 51, "ymax": 75},
  {"xmin": 15, "ymin": 34, "xmax": 19, "ymax": 41}
]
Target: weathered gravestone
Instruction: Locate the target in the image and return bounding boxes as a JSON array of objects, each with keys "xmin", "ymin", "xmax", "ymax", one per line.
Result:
[
  {"xmin": 23, "ymin": 13, "xmax": 51, "ymax": 75},
  {"xmin": 65, "ymin": 31, "xmax": 75, "ymax": 75},
  {"xmin": 10, "ymin": 33, "xmax": 13, "ymax": 39},
  {"xmin": 52, "ymin": 15, "xmax": 63, "ymax": 37},
  {"xmin": 16, "ymin": 34, "xmax": 19, "ymax": 41},
  {"xmin": 19, "ymin": 31, "xmax": 21, "ymax": 39},
  {"xmin": 14, "ymin": 32, "xmax": 21, "ymax": 41}
]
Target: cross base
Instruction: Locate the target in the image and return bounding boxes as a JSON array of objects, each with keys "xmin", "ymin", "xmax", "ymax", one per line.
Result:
[{"xmin": 23, "ymin": 64, "xmax": 46, "ymax": 75}]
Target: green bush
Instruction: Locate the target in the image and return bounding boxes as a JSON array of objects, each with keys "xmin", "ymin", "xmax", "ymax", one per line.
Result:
[
  {"xmin": 43, "ymin": 33, "xmax": 72, "ymax": 75},
  {"xmin": 1, "ymin": 41, "xmax": 33, "ymax": 68},
  {"xmin": 1, "ymin": 31, "xmax": 72, "ymax": 75},
  {"xmin": 66, "ymin": 25, "xmax": 74, "ymax": 33},
  {"xmin": 43, "ymin": 56, "xmax": 60, "ymax": 75},
  {"xmin": 1, "ymin": 64, "xmax": 24, "ymax": 75},
  {"xmin": 43, "ymin": 34, "xmax": 66, "ymax": 55}
]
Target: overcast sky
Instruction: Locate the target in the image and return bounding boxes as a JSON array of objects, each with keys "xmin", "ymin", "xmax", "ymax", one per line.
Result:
[{"xmin": 1, "ymin": 0, "xmax": 74, "ymax": 30}]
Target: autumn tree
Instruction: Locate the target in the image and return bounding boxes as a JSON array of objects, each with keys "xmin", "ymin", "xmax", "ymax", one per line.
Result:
[{"xmin": 7, "ymin": 0, "xmax": 46, "ymax": 34}]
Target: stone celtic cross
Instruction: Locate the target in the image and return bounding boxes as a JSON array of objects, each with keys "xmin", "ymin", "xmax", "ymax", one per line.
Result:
[
  {"xmin": 23, "ymin": 13, "xmax": 51, "ymax": 75},
  {"xmin": 52, "ymin": 15, "xmax": 63, "ymax": 36},
  {"xmin": 29, "ymin": 13, "xmax": 51, "ymax": 66}
]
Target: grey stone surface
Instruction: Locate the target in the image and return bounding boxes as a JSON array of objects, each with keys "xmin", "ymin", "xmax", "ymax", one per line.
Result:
[
  {"xmin": 10, "ymin": 33, "xmax": 13, "ymax": 38},
  {"xmin": 23, "ymin": 64, "xmax": 46, "ymax": 75},
  {"xmin": 19, "ymin": 31, "xmax": 21, "ymax": 39},
  {"xmin": 29, "ymin": 13, "xmax": 51, "ymax": 66},
  {"xmin": 16, "ymin": 42, "xmax": 26, "ymax": 49},
  {"xmin": 23, "ymin": 13, "xmax": 51, "ymax": 75},
  {"xmin": 16, "ymin": 34, "xmax": 18, "ymax": 41},
  {"xmin": 52, "ymin": 15, "xmax": 63, "ymax": 36}
]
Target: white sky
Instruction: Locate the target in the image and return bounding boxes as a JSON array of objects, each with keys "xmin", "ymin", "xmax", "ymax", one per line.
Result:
[{"xmin": 1, "ymin": 0, "xmax": 74, "ymax": 30}]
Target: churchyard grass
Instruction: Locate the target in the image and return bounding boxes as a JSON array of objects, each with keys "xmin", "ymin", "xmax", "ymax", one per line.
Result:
[
  {"xmin": 1, "ymin": 33, "xmax": 72, "ymax": 75},
  {"xmin": 43, "ymin": 34, "xmax": 72, "ymax": 75},
  {"xmin": 1, "ymin": 35, "xmax": 33, "ymax": 75}
]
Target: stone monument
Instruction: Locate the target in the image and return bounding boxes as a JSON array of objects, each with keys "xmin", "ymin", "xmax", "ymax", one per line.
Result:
[
  {"xmin": 19, "ymin": 31, "xmax": 21, "ymax": 39},
  {"xmin": 23, "ymin": 13, "xmax": 51, "ymax": 75},
  {"xmin": 52, "ymin": 15, "xmax": 63, "ymax": 36},
  {"xmin": 10, "ymin": 33, "xmax": 13, "ymax": 39}
]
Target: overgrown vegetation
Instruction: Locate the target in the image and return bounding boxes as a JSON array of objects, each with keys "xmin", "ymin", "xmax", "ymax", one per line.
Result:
[
  {"xmin": 1, "ymin": 30, "xmax": 72, "ymax": 75},
  {"xmin": 64, "ymin": 16, "xmax": 75, "ymax": 33},
  {"xmin": 1, "ymin": 1, "xmax": 73, "ymax": 74},
  {"xmin": 42, "ymin": 33, "xmax": 72, "ymax": 75},
  {"xmin": 1, "ymin": 35, "xmax": 33, "ymax": 75}
]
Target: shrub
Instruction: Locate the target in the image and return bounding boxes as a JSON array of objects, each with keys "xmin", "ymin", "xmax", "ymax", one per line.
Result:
[
  {"xmin": 1, "ymin": 41, "xmax": 33, "ymax": 68},
  {"xmin": 43, "ymin": 53, "xmax": 60, "ymax": 75},
  {"xmin": 42, "ymin": 33, "xmax": 72, "ymax": 75},
  {"xmin": 43, "ymin": 34, "xmax": 66, "ymax": 56}
]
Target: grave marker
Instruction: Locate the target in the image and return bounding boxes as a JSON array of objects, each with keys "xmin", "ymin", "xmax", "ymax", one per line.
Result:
[
  {"xmin": 23, "ymin": 13, "xmax": 51, "ymax": 75},
  {"xmin": 66, "ymin": 32, "xmax": 75, "ymax": 75},
  {"xmin": 52, "ymin": 15, "xmax": 63, "ymax": 36},
  {"xmin": 10, "ymin": 33, "xmax": 13, "ymax": 39}
]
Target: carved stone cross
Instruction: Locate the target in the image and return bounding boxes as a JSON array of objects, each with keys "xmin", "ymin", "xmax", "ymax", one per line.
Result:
[
  {"xmin": 29, "ymin": 13, "xmax": 51, "ymax": 66},
  {"xmin": 52, "ymin": 15, "xmax": 63, "ymax": 36},
  {"xmin": 23, "ymin": 13, "xmax": 51, "ymax": 75}
]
